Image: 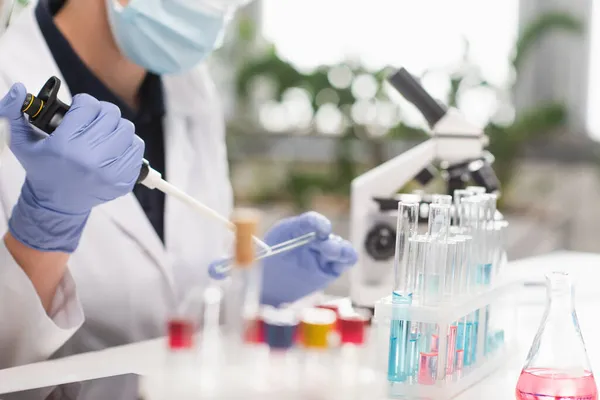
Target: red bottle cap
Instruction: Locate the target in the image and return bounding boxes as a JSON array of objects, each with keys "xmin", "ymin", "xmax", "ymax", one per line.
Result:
[
  {"xmin": 167, "ymin": 318, "xmax": 195, "ymax": 350},
  {"xmin": 243, "ymin": 318, "xmax": 265, "ymax": 344},
  {"xmin": 338, "ymin": 314, "xmax": 367, "ymax": 344}
]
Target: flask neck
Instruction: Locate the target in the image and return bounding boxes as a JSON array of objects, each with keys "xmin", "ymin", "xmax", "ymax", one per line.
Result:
[{"xmin": 546, "ymin": 273, "xmax": 575, "ymax": 310}]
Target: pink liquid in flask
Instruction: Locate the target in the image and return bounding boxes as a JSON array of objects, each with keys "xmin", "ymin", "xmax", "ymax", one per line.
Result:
[{"xmin": 516, "ymin": 368, "xmax": 598, "ymax": 400}]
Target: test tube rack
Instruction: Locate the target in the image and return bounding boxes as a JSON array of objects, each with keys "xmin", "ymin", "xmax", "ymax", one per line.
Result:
[{"xmin": 373, "ymin": 280, "xmax": 519, "ymax": 399}]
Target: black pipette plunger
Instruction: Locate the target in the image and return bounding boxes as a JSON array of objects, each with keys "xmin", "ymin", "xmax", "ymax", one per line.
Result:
[{"xmin": 21, "ymin": 76, "xmax": 151, "ymax": 183}]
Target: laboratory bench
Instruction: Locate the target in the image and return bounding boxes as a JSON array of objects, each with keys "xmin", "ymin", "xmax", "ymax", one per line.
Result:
[{"xmin": 1, "ymin": 250, "xmax": 600, "ymax": 399}]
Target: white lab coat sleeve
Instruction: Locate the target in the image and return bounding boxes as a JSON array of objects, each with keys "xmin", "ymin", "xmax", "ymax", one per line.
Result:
[{"xmin": 0, "ymin": 215, "xmax": 84, "ymax": 369}]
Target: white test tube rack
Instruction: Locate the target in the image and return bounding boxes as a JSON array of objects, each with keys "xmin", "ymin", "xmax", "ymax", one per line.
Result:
[{"xmin": 373, "ymin": 280, "xmax": 520, "ymax": 399}]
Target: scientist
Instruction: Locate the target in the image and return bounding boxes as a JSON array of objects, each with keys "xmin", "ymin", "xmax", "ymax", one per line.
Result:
[{"xmin": 0, "ymin": 0, "xmax": 357, "ymax": 369}]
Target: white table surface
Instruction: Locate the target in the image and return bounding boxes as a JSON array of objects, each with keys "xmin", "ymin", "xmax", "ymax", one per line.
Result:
[{"xmin": 1, "ymin": 250, "xmax": 599, "ymax": 398}]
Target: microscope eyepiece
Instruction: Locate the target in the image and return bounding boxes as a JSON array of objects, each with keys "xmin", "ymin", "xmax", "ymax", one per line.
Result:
[{"xmin": 387, "ymin": 68, "xmax": 447, "ymax": 128}]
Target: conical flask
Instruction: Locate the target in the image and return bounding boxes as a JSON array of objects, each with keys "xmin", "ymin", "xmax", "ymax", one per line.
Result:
[{"xmin": 516, "ymin": 272, "xmax": 598, "ymax": 400}]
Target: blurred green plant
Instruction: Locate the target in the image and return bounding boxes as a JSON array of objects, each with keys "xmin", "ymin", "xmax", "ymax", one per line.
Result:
[
  {"xmin": 230, "ymin": 10, "xmax": 582, "ymax": 210},
  {"xmin": 233, "ymin": 49, "xmax": 425, "ymax": 209},
  {"xmin": 425, "ymin": 11, "xmax": 582, "ymax": 192}
]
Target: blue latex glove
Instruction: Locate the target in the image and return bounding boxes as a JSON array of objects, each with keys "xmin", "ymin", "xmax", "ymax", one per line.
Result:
[
  {"xmin": 0, "ymin": 83, "xmax": 145, "ymax": 252},
  {"xmin": 207, "ymin": 212, "xmax": 357, "ymax": 305},
  {"xmin": 261, "ymin": 212, "xmax": 357, "ymax": 307}
]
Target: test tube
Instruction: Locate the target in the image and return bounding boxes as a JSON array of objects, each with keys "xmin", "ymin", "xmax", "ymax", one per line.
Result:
[
  {"xmin": 456, "ymin": 198, "xmax": 480, "ymax": 366},
  {"xmin": 393, "ymin": 201, "xmax": 420, "ymax": 298},
  {"xmin": 466, "ymin": 186, "xmax": 486, "ymax": 195},
  {"xmin": 445, "ymin": 237, "xmax": 462, "ymax": 377},
  {"xmin": 398, "ymin": 235, "xmax": 430, "ymax": 382},
  {"xmin": 494, "ymin": 220, "xmax": 509, "ymax": 277},
  {"xmin": 482, "ymin": 195, "xmax": 500, "ymax": 356},
  {"xmin": 461, "ymin": 196, "xmax": 485, "ymax": 288},
  {"xmin": 428, "ymin": 203, "xmax": 450, "ymax": 240},
  {"xmin": 419, "ymin": 204, "xmax": 450, "ymax": 381},
  {"xmin": 480, "ymin": 194, "xmax": 498, "ymax": 286},
  {"xmin": 418, "ymin": 352, "xmax": 438, "ymax": 385},
  {"xmin": 413, "ymin": 235, "xmax": 431, "ymax": 303},
  {"xmin": 168, "ymin": 287, "xmax": 205, "ymax": 359},
  {"xmin": 453, "ymin": 189, "xmax": 472, "ymax": 228},
  {"xmin": 443, "ymin": 239, "xmax": 458, "ymax": 299},
  {"xmin": 463, "ymin": 197, "xmax": 491, "ymax": 364},
  {"xmin": 450, "ymin": 237, "xmax": 467, "ymax": 296},
  {"xmin": 424, "ymin": 203, "xmax": 450, "ymax": 305},
  {"xmin": 432, "ymin": 194, "xmax": 452, "ymax": 205},
  {"xmin": 446, "ymin": 325, "xmax": 458, "ymax": 375},
  {"xmin": 225, "ymin": 209, "xmax": 263, "ymax": 349},
  {"xmin": 408, "ymin": 330, "xmax": 419, "ymax": 378},
  {"xmin": 388, "ymin": 201, "xmax": 419, "ymax": 383},
  {"xmin": 198, "ymin": 287, "xmax": 227, "ymax": 391},
  {"xmin": 388, "ymin": 237, "xmax": 419, "ymax": 382},
  {"xmin": 454, "ymin": 236, "xmax": 470, "ymax": 371}
]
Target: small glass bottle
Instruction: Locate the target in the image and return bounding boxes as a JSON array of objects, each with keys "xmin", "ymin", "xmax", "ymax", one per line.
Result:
[
  {"xmin": 139, "ymin": 290, "xmax": 203, "ymax": 400},
  {"xmin": 516, "ymin": 272, "xmax": 598, "ymax": 400}
]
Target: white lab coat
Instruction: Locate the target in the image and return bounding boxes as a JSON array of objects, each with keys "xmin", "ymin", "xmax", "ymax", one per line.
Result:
[{"xmin": 0, "ymin": 7, "xmax": 236, "ymax": 369}]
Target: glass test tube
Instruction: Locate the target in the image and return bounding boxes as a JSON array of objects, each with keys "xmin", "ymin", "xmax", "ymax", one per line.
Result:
[
  {"xmin": 424, "ymin": 203, "xmax": 450, "ymax": 305},
  {"xmin": 481, "ymin": 194, "xmax": 498, "ymax": 286},
  {"xmin": 446, "ymin": 236, "xmax": 464, "ymax": 376},
  {"xmin": 450, "ymin": 237, "xmax": 467, "ymax": 297},
  {"xmin": 466, "ymin": 186, "xmax": 486, "ymax": 195},
  {"xmin": 393, "ymin": 201, "xmax": 420, "ymax": 297},
  {"xmin": 198, "ymin": 287, "xmax": 226, "ymax": 392},
  {"xmin": 480, "ymin": 195, "xmax": 498, "ymax": 355},
  {"xmin": 225, "ymin": 210, "xmax": 263, "ymax": 352},
  {"xmin": 413, "ymin": 235, "xmax": 431, "ymax": 304},
  {"xmin": 416, "ymin": 204, "xmax": 450, "ymax": 383},
  {"xmin": 461, "ymin": 196, "xmax": 485, "ymax": 289},
  {"xmin": 454, "ymin": 236, "xmax": 470, "ymax": 371},
  {"xmin": 432, "ymin": 194, "xmax": 452, "ymax": 205},
  {"xmin": 447, "ymin": 324, "xmax": 458, "ymax": 375},
  {"xmin": 494, "ymin": 220, "xmax": 508, "ymax": 276},
  {"xmin": 458, "ymin": 197, "xmax": 481, "ymax": 366},
  {"xmin": 388, "ymin": 239, "xmax": 419, "ymax": 382},
  {"xmin": 453, "ymin": 189, "xmax": 473, "ymax": 230},
  {"xmin": 443, "ymin": 239, "xmax": 458, "ymax": 299},
  {"xmin": 409, "ymin": 235, "xmax": 430, "ymax": 381},
  {"xmin": 388, "ymin": 201, "xmax": 419, "ymax": 383},
  {"xmin": 418, "ymin": 352, "xmax": 438, "ymax": 385}
]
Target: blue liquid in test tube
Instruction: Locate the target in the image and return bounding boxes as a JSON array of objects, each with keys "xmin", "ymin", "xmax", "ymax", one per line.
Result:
[
  {"xmin": 388, "ymin": 201, "xmax": 419, "ymax": 383},
  {"xmin": 388, "ymin": 293, "xmax": 412, "ymax": 382}
]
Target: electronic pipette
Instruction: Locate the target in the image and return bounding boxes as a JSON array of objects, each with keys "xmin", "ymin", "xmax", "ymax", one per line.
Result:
[{"xmin": 20, "ymin": 76, "xmax": 270, "ymax": 251}]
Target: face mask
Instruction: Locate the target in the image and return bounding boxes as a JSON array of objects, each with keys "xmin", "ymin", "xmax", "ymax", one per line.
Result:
[{"xmin": 105, "ymin": 0, "xmax": 241, "ymax": 75}]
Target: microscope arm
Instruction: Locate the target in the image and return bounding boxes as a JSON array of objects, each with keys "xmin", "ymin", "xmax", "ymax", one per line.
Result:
[
  {"xmin": 349, "ymin": 139, "xmax": 436, "ymax": 263},
  {"xmin": 350, "ymin": 139, "xmax": 436, "ymax": 217}
]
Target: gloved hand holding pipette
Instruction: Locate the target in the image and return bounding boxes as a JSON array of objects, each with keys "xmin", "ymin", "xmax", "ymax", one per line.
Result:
[
  {"xmin": 0, "ymin": 83, "xmax": 144, "ymax": 252},
  {"xmin": 1, "ymin": 79, "xmax": 358, "ymax": 310}
]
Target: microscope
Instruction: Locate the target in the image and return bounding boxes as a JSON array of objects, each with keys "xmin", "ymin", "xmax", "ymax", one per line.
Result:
[{"xmin": 349, "ymin": 68, "xmax": 500, "ymax": 310}]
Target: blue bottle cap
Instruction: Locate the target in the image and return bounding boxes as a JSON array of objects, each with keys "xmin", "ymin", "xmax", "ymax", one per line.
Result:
[{"xmin": 263, "ymin": 308, "xmax": 298, "ymax": 350}]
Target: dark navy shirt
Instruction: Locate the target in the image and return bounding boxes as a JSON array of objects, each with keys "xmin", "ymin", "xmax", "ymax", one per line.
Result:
[{"xmin": 36, "ymin": 0, "xmax": 166, "ymax": 242}]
